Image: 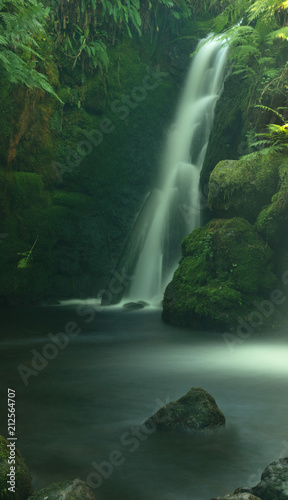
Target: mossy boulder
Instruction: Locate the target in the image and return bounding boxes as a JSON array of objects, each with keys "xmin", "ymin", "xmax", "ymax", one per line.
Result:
[
  {"xmin": 208, "ymin": 153, "xmax": 280, "ymax": 222},
  {"xmin": 162, "ymin": 217, "xmax": 276, "ymax": 330},
  {"xmin": 27, "ymin": 479, "xmax": 97, "ymax": 500},
  {"xmin": 255, "ymin": 160, "xmax": 288, "ymax": 248},
  {"xmin": 0, "ymin": 435, "xmax": 33, "ymax": 499},
  {"xmin": 145, "ymin": 387, "xmax": 225, "ymax": 432}
]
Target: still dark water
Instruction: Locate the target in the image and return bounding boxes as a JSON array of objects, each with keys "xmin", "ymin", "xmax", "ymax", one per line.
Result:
[{"xmin": 1, "ymin": 304, "xmax": 288, "ymax": 499}]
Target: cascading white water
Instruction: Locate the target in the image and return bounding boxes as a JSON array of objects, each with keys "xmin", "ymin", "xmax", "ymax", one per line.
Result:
[{"xmin": 126, "ymin": 35, "xmax": 229, "ymax": 304}]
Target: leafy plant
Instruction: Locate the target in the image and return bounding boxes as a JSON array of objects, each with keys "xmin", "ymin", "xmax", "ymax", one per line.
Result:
[
  {"xmin": 251, "ymin": 123, "xmax": 288, "ymax": 154},
  {"xmin": 17, "ymin": 236, "xmax": 38, "ymax": 269},
  {"xmin": 0, "ymin": 0, "xmax": 60, "ymax": 98}
]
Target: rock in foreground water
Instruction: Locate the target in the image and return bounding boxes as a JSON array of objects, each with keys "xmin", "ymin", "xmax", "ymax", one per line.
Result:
[
  {"xmin": 0, "ymin": 434, "xmax": 33, "ymax": 500},
  {"xmin": 27, "ymin": 479, "xmax": 97, "ymax": 500},
  {"xmin": 145, "ymin": 387, "xmax": 225, "ymax": 432},
  {"xmin": 211, "ymin": 494, "xmax": 261, "ymax": 500},
  {"xmin": 252, "ymin": 457, "xmax": 288, "ymax": 500}
]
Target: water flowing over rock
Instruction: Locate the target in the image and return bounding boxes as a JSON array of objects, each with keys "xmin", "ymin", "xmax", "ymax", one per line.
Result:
[
  {"xmin": 121, "ymin": 35, "xmax": 228, "ymax": 305},
  {"xmin": 27, "ymin": 479, "xmax": 97, "ymax": 500},
  {"xmin": 145, "ymin": 387, "xmax": 225, "ymax": 432}
]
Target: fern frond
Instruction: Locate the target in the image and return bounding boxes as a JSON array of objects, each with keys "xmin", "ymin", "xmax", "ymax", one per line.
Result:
[
  {"xmin": 254, "ymin": 104, "xmax": 285, "ymax": 123},
  {"xmin": 266, "ymin": 26, "xmax": 288, "ymax": 43}
]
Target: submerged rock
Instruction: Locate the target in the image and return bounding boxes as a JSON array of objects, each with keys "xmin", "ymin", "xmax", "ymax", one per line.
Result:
[
  {"xmin": 162, "ymin": 217, "xmax": 276, "ymax": 330},
  {"xmin": 27, "ymin": 479, "xmax": 97, "ymax": 499},
  {"xmin": 145, "ymin": 387, "xmax": 225, "ymax": 432},
  {"xmin": 0, "ymin": 434, "xmax": 33, "ymax": 500},
  {"xmin": 252, "ymin": 457, "xmax": 288, "ymax": 500},
  {"xmin": 123, "ymin": 301, "xmax": 145, "ymax": 309}
]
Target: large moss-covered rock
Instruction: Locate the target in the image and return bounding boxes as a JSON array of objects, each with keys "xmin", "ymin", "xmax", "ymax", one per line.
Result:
[
  {"xmin": 162, "ymin": 217, "xmax": 276, "ymax": 330},
  {"xmin": 208, "ymin": 153, "xmax": 280, "ymax": 222},
  {"xmin": 255, "ymin": 160, "xmax": 288, "ymax": 248},
  {"xmin": 27, "ymin": 479, "xmax": 97, "ymax": 500},
  {"xmin": 145, "ymin": 387, "xmax": 225, "ymax": 432},
  {"xmin": 0, "ymin": 435, "xmax": 33, "ymax": 499}
]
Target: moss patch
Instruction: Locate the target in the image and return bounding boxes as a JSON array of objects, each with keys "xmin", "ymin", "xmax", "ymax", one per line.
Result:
[
  {"xmin": 255, "ymin": 157, "xmax": 288, "ymax": 248},
  {"xmin": 163, "ymin": 217, "xmax": 276, "ymax": 330},
  {"xmin": 145, "ymin": 387, "xmax": 225, "ymax": 432},
  {"xmin": 208, "ymin": 152, "xmax": 281, "ymax": 222}
]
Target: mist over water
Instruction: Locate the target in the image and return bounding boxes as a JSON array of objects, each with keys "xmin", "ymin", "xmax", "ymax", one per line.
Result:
[
  {"xmin": 126, "ymin": 36, "xmax": 228, "ymax": 304},
  {"xmin": 1, "ymin": 306, "xmax": 288, "ymax": 499}
]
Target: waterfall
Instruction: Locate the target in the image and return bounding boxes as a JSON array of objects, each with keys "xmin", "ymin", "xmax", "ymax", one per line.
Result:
[{"xmin": 124, "ymin": 35, "xmax": 228, "ymax": 305}]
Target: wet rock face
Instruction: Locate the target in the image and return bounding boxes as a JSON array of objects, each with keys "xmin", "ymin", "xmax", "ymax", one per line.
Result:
[
  {"xmin": 252, "ymin": 457, "xmax": 288, "ymax": 500},
  {"xmin": 27, "ymin": 479, "xmax": 97, "ymax": 500},
  {"xmin": 145, "ymin": 387, "xmax": 225, "ymax": 432}
]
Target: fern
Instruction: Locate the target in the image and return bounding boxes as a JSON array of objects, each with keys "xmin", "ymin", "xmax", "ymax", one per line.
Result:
[
  {"xmin": 266, "ymin": 26, "xmax": 288, "ymax": 43},
  {"xmin": 254, "ymin": 104, "xmax": 286, "ymax": 123},
  {"xmin": 247, "ymin": 0, "xmax": 287, "ymax": 24},
  {"xmin": 0, "ymin": 0, "xmax": 60, "ymax": 99},
  {"xmin": 251, "ymin": 123, "xmax": 288, "ymax": 154}
]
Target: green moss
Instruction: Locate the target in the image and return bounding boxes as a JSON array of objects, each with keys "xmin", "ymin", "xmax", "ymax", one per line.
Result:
[
  {"xmin": 145, "ymin": 387, "xmax": 225, "ymax": 432},
  {"xmin": 11, "ymin": 173, "xmax": 46, "ymax": 211},
  {"xmin": 255, "ymin": 158, "xmax": 288, "ymax": 248},
  {"xmin": 0, "ymin": 435, "xmax": 33, "ymax": 499},
  {"xmin": 163, "ymin": 218, "xmax": 276, "ymax": 330},
  {"xmin": 52, "ymin": 190, "xmax": 93, "ymax": 210},
  {"xmin": 208, "ymin": 152, "xmax": 281, "ymax": 221}
]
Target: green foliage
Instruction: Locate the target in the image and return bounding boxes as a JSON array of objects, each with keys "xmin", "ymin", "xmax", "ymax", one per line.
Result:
[
  {"xmin": 17, "ymin": 236, "xmax": 38, "ymax": 269},
  {"xmin": 47, "ymin": 0, "xmax": 198, "ymax": 75},
  {"xmin": 0, "ymin": 0, "xmax": 60, "ymax": 98},
  {"xmin": 252, "ymin": 123, "xmax": 288, "ymax": 153}
]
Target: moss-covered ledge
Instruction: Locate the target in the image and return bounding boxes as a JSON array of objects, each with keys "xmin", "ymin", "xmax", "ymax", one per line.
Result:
[
  {"xmin": 162, "ymin": 218, "xmax": 276, "ymax": 330},
  {"xmin": 208, "ymin": 152, "xmax": 283, "ymax": 222}
]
